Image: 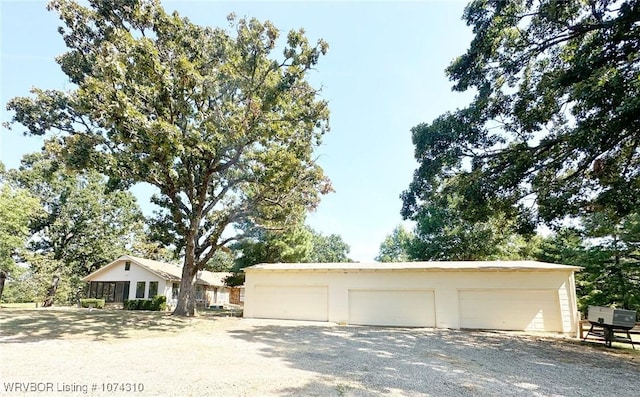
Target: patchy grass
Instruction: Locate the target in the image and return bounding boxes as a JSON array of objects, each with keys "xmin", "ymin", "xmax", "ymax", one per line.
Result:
[
  {"xmin": 0, "ymin": 307, "xmax": 229, "ymax": 342},
  {"xmin": 200, "ymin": 306, "xmax": 243, "ymax": 317},
  {"xmin": 0, "ymin": 302, "xmax": 39, "ymax": 309}
]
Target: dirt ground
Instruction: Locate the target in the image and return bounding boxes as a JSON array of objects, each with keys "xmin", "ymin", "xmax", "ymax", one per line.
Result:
[{"xmin": 1, "ymin": 308, "xmax": 638, "ymax": 396}]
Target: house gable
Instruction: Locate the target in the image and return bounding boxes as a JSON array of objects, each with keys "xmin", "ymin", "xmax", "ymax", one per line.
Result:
[
  {"xmin": 83, "ymin": 255, "xmax": 181, "ymax": 283},
  {"xmin": 84, "ymin": 258, "xmax": 170, "ymax": 284}
]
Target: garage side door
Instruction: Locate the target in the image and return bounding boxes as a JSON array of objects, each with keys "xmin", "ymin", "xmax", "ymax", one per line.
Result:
[
  {"xmin": 252, "ymin": 286, "xmax": 328, "ymax": 321},
  {"xmin": 349, "ymin": 290, "xmax": 436, "ymax": 327},
  {"xmin": 459, "ymin": 290, "xmax": 562, "ymax": 332}
]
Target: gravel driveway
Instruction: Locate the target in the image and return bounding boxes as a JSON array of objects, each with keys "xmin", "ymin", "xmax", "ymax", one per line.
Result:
[{"xmin": 1, "ymin": 312, "xmax": 639, "ymax": 396}]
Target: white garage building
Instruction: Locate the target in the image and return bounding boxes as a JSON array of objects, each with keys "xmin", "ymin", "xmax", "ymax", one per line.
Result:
[{"xmin": 243, "ymin": 261, "xmax": 581, "ymax": 333}]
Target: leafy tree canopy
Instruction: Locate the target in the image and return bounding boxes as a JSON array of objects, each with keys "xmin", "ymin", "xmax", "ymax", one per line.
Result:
[
  {"xmin": 0, "ymin": 163, "xmax": 42, "ymax": 301},
  {"xmin": 375, "ymin": 225, "xmax": 413, "ymax": 262},
  {"xmin": 232, "ymin": 224, "xmax": 313, "ymax": 270},
  {"xmin": 232, "ymin": 224, "xmax": 351, "ymax": 268},
  {"xmin": 5, "ymin": 0, "xmax": 331, "ymax": 315},
  {"xmin": 226, "ymin": 224, "xmax": 350, "ymax": 286},
  {"xmin": 410, "ymin": 190, "xmax": 539, "ymax": 261},
  {"xmin": 536, "ymin": 214, "xmax": 640, "ymax": 314},
  {"xmin": 306, "ymin": 227, "xmax": 351, "ymax": 263},
  {"xmin": 402, "ymin": 0, "xmax": 640, "ymax": 228},
  {"xmin": 0, "ymin": 164, "xmax": 42, "ymax": 274},
  {"xmin": 9, "ymin": 152, "xmax": 144, "ymax": 273},
  {"xmin": 7, "ymin": 151, "xmax": 144, "ymax": 304}
]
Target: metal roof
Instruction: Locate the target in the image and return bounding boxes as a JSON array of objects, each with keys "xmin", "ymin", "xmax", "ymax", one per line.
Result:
[{"xmin": 244, "ymin": 260, "xmax": 582, "ymax": 272}]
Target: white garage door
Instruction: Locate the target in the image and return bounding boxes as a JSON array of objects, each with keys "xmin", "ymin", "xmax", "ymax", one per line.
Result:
[
  {"xmin": 349, "ymin": 290, "xmax": 436, "ymax": 327},
  {"xmin": 459, "ymin": 290, "xmax": 562, "ymax": 331},
  {"xmin": 253, "ymin": 285, "xmax": 328, "ymax": 321}
]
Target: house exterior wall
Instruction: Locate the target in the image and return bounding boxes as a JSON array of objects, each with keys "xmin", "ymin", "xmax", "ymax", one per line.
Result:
[
  {"xmin": 243, "ymin": 269, "xmax": 579, "ymax": 333},
  {"xmin": 167, "ymin": 282, "xmax": 180, "ymax": 310},
  {"xmin": 86, "ymin": 259, "xmax": 172, "ymax": 302},
  {"xmin": 202, "ymin": 287, "xmax": 231, "ymax": 306},
  {"xmin": 216, "ymin": 287, "xmax": 230, "ymax": 304}
]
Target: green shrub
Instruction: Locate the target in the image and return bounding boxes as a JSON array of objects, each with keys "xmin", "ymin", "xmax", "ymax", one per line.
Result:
[
  {"xmin": 123, "ymin": 296, "xmax": 167, "ymax": 311},
  {"xmin": 80, "ymin": 298, "xmax": 105, "ymax": 309},
  {"xmin": 124, "ymin": 299, "xmax": 141, "ymax": 310},
  {"xmin": 151, "ymin": 295, "xmax": 167, "ymax": 311}
]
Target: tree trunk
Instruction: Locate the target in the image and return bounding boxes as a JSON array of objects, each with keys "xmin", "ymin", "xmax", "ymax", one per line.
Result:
[
  {"xmin": 0, "ymin": 271, "xmax": 7, "ymax": 302},
  {"xmin": 42, "ymin": 275, "xmax": 60, "ymax": 307},
  {"xmin": 173, "ymin": 230, "xmax": 199, "ymax": 316},
  {"xmin": 173, "ymin": 264, "xmax": 198, "ymax": 316}
]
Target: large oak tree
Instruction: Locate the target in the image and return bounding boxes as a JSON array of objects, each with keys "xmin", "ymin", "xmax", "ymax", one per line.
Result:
[
  {"xmin": 402, "ymin": 0, "xmax": 640, "ymax": 227},
  {"xmin": 5, "ymin": 0, "xmax": 331, "ymax": 315}
]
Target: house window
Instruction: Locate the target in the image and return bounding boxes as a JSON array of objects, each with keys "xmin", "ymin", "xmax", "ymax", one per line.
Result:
[
  {"xmin": 172, "ymin": 283, "xmax": 179, "ymax": 299},
  {"xmin": 125, "ymin": 261, "xmax": 131, "ymax": 271},
  {"xmin": 88, "ymin": 281, "xmax": 129, "ymax": 303},
  {"xmin": 148, "ymin": 281, "xmax": 158, "ymax": 298},
  {"xmin": 136, "ymin": 281, "xmax": 146, "ymax": 298},
  {"xmin": 239, "ymin": 289, "xmax": 245, "ymax": 302},
  {"xmin": 195, "ymin": 285, "xmax": 204, "ymax": 301},
  {"xmin": 105, "ymin": 282, "xmax": 116, "ymax": 301}
]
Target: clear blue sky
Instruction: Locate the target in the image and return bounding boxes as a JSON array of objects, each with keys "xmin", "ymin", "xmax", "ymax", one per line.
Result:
[{"xmin": 1, "ymin": 1, "xmax": 474, "ymax": 262}]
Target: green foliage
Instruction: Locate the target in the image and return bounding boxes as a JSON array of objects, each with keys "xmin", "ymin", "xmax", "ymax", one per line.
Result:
[
  {"xmin": 307, "ymin": 228, "xmax": 352, "ymax": 263},
  {"xmin": 125, "ymin": 300, "xmax": 141, "ymax": 310},
  {"xmin": 124, "ymin": 296, "xmax": 166, "ymax": 311},
  {"xmin": 402, "ymin": 0, "xmax": 640, "ymax": 227},
  {"xmin": 376, "ymin": 225, "xmax": 414, "ymax": 262},
  {"xmin": 5, "ymin": 0, "xmax": 331, "ymax": 316},
  {"xmin": 0, "ymin": 165, "xmax": 42, "ymax": 277},
  {"xmin": 128, "ymin": 240, "xmax": 177, "ymax": 264},
  {"xmin": 5, "ymin": 152, "xmax": 144, "ymax": 305},
  {"xmin": 151, "ymin": 295, "xmax": 167, "ymax": 311},
  {"xmin": 536, "ymin": 215, "xmax": 640, "ymax": 314},
  {"xmin": 10, "ymin": 152, "xmax": 144, "ymax": 273},
  {"xmin": 80, "ymin": 298, "xmax": 105, "ymax": 309},
  {"xmin": 400, "ymin": 188, "xmax": 540, "ymax": 261},
  {"xmin": 223, "ymin": 273, "xmax": 245, "ymax": 288},
  {"xmin": 227, "ymin": 224, "xmax": 350, "ymax": 286},
  {"xmin": 232, "ymin": 224, "xmax": 313, "ymax": 270},
  {"xmin": 232, "ymin": 225, "xmax": 350, "ymax": 267},
  {"xmin": 203, "ymin": 249, "xmax": 235, "ymax": 272},
  {"xmin": 1, "ymin": 279, "xmax": 37, "ymax": 303}
]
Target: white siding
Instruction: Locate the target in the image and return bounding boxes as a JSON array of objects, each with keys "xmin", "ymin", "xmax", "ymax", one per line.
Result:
[
  {"xmin": 349, "ymin": 289, "xmax": 435, "ymax": 327},
  {"xmin": 244, "ymin": 267, "xmax": 579, "ymax": 333},
  {"xmin": 87, "ymin": 259, "xmax": 171, "ymax": 301},
  {"xmin": 458, "ymin": 289, "xmax": 563, "ymax": 331},
  {"xmin": 251, "ymin": 285, "xmax": 328, "ymax": 321},
  {"xmin": 213, "ymin": 287, "xmax": 230, "ymax": 304}
]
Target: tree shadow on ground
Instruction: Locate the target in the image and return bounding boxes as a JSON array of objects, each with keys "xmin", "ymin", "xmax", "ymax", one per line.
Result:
[
  {"xmin": 0, "ymin": 308, "xmax": 196, "ymax": 342},
  {"xmin": 229, "ymin": 322, "xmax": 639, "ymax": 396}
]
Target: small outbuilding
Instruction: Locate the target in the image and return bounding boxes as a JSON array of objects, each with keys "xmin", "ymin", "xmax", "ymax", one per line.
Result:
[
  {"xmin": 82, "ymin": 255, "xmax": 233, "ymax": 309},
  {"xmin": 243, "ymin": 261, "xmax": 582, "ymax": 333}
]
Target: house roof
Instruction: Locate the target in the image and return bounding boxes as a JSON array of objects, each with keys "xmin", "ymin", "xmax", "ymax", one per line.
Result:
[
  {"xmin": 196, "ymin": 270, "xmax": 233, "ymax": 286},
  {"xmin": 82, "ymin": 255, "xmax": 232, "ymax": 286},
  {"xmin": 244, "ymin": 260, "xmax": 582, "ymax": 272}
]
